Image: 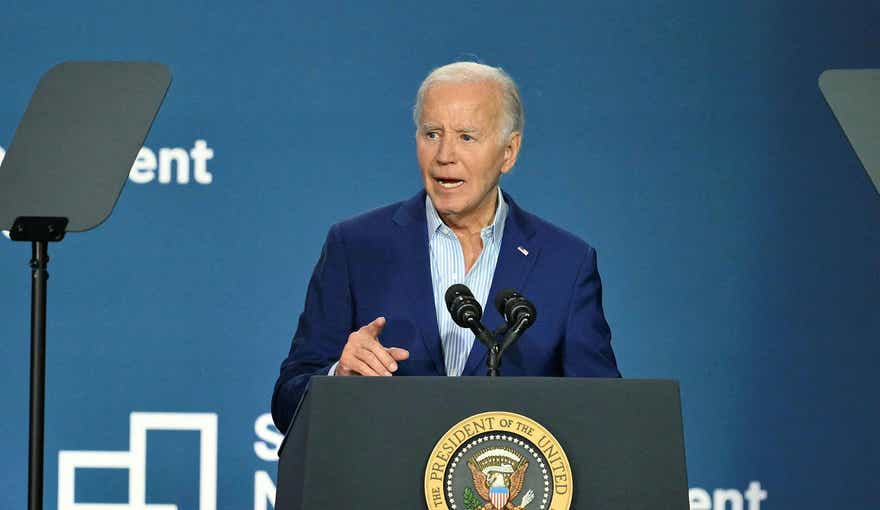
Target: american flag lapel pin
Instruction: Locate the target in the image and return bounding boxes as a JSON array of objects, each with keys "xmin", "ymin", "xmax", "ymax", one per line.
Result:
[{"xmin": 517, "ymin": 246, "xmax": 529, "ymax": 256}]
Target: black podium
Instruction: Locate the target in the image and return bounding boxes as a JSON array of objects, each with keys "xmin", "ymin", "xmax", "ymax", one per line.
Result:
[{"xmin": 277, "ymin": 377, "xmax": 688, "ymax": 509}]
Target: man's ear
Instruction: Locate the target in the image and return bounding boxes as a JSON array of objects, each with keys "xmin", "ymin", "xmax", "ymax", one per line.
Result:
[{"xmin": 500, "ymin": 131, "xmax": 522, "ymax": 175}]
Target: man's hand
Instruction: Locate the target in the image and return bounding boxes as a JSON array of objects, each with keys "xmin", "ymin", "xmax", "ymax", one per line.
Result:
[{"xmin": 336, "ymin": 317, "xmax": 410, "ymax": 376}]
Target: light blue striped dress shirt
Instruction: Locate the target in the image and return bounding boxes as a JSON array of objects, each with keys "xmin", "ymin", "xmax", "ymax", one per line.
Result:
[{"xmin": 426, "ymin": 189, "xmax": 507, "ymax": 376}]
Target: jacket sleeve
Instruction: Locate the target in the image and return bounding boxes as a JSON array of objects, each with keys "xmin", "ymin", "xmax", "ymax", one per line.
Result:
[
  {"xmin": 562, "ymin": 246, "xmax": 621, "ymax": 377},
  {"xmin": 271, "ymin": 223, "xmax": 355, "ymax": 432}
]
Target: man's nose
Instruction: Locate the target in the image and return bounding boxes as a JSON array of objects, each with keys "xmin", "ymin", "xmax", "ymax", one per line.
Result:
[{"xmin": 436, "ymin": 136, "xmax": 455, "ymax": 164}]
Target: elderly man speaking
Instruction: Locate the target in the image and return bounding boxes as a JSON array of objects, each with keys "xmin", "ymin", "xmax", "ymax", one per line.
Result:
[{"xmin": 271, "ymin": 62, "xmax": 620, "ymax": 432}]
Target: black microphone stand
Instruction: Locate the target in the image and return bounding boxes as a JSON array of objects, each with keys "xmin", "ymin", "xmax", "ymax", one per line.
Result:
[
  {"xmin": 465, "ymin": 319, "xmax": 502, "ymax": 376},
  {"xmin": 466, "ymin": 319, "xmax": 532, "ymax": 377},
  {"xmin": 500, "ymin": 315, "xmax": 532, "ymax": 352}
]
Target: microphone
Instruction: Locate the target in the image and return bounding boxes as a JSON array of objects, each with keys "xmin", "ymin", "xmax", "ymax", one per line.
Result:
[
  {"xmin": 495, "ymin": 289, "xmax": 537, "ymax": 352},
  {"xmin": 445, "ymin": 284, "xmax": 483, "ymax": 328},
  {"xmin": 495, "ymin": 289, "xmax": 537, "ymax": 329},
  {"xmin": 445, "ymin": 284, "xmax": 496, "ymax": 356}
]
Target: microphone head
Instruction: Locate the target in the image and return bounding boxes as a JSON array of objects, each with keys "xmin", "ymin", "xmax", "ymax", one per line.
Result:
[
  {"xmin": 445, "ymin": 283, "xmax": 473, "ymax": 308},
  {"xmin": 512, "ymin": 298, "xmax": 537, "ymax": 327},
  {"xmin": 494, "ymin": 289, "xmax": 520, "ymax": 319},
  {"xmin": 445, "ymin": 284, "xmax": 482, "ymax": 328},
  {"xmin": 495, "ymin": 288, "xmax": 537, "ymax": 328}
]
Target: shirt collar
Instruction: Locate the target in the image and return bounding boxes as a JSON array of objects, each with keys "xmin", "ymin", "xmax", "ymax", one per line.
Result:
[{"xmin": 425, "ymin": 188, "xmax": 508, "ymax": 244}]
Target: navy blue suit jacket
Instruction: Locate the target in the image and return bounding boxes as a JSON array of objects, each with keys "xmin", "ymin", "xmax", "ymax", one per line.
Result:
[{"xmin": 271, "ymin": 190, "xmax": 620, "ymax": 431}]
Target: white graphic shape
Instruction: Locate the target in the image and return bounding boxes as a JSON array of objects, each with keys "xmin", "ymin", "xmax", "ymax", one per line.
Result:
[{"xmin": 58, "ymin": 412, "xmax": 218, "ymax": 510}]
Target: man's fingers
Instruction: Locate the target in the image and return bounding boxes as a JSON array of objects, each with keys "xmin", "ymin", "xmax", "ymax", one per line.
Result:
[
  {"xmin": 357, "ymin": 346, "xmax": 393, "ymax": 376},
  {"xmin": 387, "ymin": 347, "xmax": 410, "ymax": 361},
  {"xmin": 366, "ymin": 342, "xmax": 400, "ymax": 372},
  {"xmin": 359, "ymin": 316, "xmax": 386, "ymax": 338},
  {"xmin": 339, "ymin": 343, "xmax": 387, "ymax": 376},
  {"xmin": 347, "ymin": 358, "xmax": 381, "ymax": 377},
  {"xmin": 338, "ymin": 319, "xmax": 408, "ymax": 376},
  {"xmin": 356, "ymin": 318, "xmax": 399, "ymax": 372}
]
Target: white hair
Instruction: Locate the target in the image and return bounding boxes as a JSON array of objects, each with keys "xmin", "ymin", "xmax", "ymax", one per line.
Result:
[{"xmin": 413, "ymin": 62, "xmax": 524, "ymax": 141}]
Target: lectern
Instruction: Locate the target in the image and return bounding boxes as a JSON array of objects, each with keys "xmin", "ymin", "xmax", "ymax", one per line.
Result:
[{"xmin": 277, "ymin": 377, "xmax": 688, "ymax": 509}]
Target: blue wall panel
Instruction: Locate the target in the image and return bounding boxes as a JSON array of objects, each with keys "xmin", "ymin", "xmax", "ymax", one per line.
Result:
[{"xmin": 1, "ymin": 1, "xmax": 878, "ymax": 508}]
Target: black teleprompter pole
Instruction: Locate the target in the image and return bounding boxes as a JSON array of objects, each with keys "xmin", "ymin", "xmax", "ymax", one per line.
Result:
[
  {"xmin": 12, "ymin": 217, "xmax": 66, "ymax": 510},
  {"xmin": 28, "ymin": 240, "xmax": 49, "ymax": 510}
]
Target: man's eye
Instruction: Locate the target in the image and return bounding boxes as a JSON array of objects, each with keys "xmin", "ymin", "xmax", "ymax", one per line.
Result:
[
  {"xmin": 425, "ymin": 131, "xmax": 439, "ymax": 140},
  {"xmin": 461, "ymin": 134, "xmax": 474, "ymax": 142}
]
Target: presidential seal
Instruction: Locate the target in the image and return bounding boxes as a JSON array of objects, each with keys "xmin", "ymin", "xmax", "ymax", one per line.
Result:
[{"xmin": 424, "ymin": 411, "xmax": 573, "ymax": 510}]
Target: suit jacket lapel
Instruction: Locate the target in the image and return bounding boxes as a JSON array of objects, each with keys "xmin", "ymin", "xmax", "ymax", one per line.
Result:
[
  {"xmin": 462, "ymin": 192, "xmax": 540, "ymax": 376},
  {"xmin": 393, "ymin": 191, "xmax": 446, "ymax": 375}
]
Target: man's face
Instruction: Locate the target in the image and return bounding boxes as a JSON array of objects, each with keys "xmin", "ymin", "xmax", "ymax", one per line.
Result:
[{"xmin": 416, "ymin": 80, "xmax": 521, "ymax": 227}]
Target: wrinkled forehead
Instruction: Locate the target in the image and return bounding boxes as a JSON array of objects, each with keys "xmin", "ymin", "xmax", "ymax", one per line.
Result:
[{"xmin": 419, "ymin": 80, "xmax": 504, "ymax": 127}]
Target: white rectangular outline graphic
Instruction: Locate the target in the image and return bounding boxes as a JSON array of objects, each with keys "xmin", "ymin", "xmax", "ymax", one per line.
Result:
[{"xmin": 58, "ymin": 412, "xmax": 217, "ymax": 510}]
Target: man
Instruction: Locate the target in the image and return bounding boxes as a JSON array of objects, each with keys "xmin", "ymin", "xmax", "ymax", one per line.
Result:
[{"xmin": 271, "ymin": 62, "xmax": 620, "ymax": 432}]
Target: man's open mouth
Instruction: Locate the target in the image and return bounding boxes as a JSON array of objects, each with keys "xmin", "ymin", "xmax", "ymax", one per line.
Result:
[{"xmin": 435, "ymin": 178, "xmax": 464, "ymax": 189}]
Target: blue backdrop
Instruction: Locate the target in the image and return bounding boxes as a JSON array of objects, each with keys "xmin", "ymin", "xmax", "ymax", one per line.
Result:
[{"xmin": 1, "ymin": 1, "xmax": 878, "ymax": 509}]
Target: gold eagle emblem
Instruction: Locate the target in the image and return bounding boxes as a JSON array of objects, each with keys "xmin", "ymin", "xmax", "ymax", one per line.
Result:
[
  {"xmin": 424, "ymin": 411, "xmax": 573, "ymax": 510},
  {"xmin": 466, "ymin": 447, "xmax": 535, "ymax": 509}
]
